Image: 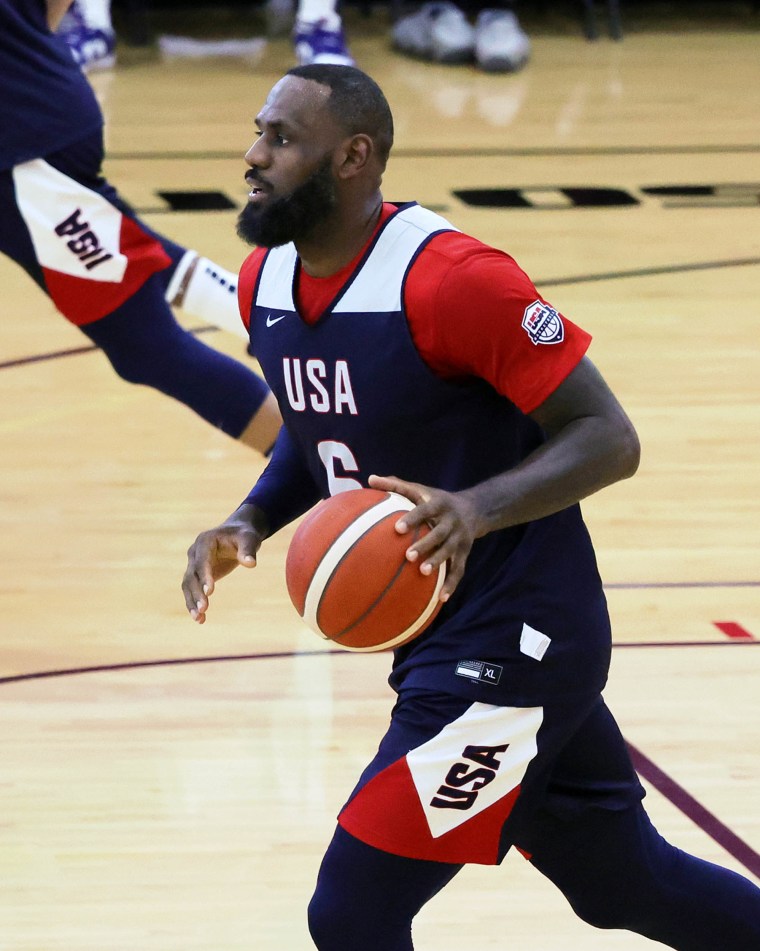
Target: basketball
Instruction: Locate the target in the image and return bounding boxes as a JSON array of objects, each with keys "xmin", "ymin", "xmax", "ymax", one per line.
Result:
[{"xmin": 285, "ymin": 488, "xmax": 446, "ymax": 652}]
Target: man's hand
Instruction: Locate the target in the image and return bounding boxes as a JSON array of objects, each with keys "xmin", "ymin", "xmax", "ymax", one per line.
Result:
[
  {"xmin": 182, "ymin": 505, "xmax": 266, "ymax": 624},
  {"xmin": 368, "ymin": 474, "xmax": 482, "ymax": 602}
]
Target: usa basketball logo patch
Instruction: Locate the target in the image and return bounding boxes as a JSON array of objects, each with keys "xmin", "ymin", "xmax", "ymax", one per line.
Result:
[{"xmin": 521, "ymin": 300, "xmax": 564, "ymax": 345}]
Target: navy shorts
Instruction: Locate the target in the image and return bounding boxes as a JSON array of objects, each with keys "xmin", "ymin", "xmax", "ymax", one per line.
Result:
[
  {"xmin": 0, "ymin": 132, "xmax": 181, "ymax": 326},
  {"xmin": 339, "ymin": 690, "xmax": 644, "ymax": 865}
]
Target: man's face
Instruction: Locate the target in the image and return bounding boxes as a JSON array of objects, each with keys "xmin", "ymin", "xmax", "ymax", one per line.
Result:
[{"xmin": 237, "ymin": 76, "xmax": 343, "ymax": 248}]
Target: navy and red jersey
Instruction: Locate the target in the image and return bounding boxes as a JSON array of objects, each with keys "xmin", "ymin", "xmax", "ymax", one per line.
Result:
[
  {"xmin": 239, "ymin": 202, "xmax": 611, "ymax": 707},
  {"xmin": 0, "ymin": 0, "xmax": 102, "ymax": 171}
]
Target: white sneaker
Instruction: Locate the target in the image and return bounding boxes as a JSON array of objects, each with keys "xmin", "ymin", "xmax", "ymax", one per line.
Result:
[
  {"xmin": 474, "ymin": 9, "xmax": 530, "ymax": 72},
  {"xmin": 293, "ymin": 16, "xmax": 354, "ymax": 66},
  {"xmin": 56, "ymin": 0, "xmax": 116, "ymax": 71},
  {"xmin": 392, "ymin": 2, "xmax": 475, "ymax": 64}
]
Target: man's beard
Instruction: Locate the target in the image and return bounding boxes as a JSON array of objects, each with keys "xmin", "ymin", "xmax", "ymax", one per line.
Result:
[{"xmin": 236, "ymin": 157, "xmax": 337, "ymax": 248}]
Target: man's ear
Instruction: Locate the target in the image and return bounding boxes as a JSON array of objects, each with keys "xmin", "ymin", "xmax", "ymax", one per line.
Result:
[{"xmin": 336, "ymin": 134, "xmax": 373, "ymax": 179}]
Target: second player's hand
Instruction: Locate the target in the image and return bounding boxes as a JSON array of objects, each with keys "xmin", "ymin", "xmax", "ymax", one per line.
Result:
[
  {"xmin": 182, "ymin": 519, "xmax": 262, "ymax": 624},
  {"xmin": 368, "ymin": 473, "xmax": 481, "ymax": 601}
]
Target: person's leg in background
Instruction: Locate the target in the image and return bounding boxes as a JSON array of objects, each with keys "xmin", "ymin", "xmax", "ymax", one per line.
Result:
[
  {"xmin": 265, "ymin": 0, "xmax": 354, "ymax": 65},
  {"xmin": 1, "ymin": 151, "xmax": 281, "ymax": 456},
  {"xmin": 81, "ymin": 275, "xmax": 281, "ymax": 454},
  {"xmin": 60, "ymin": 0, "xmax": 354, "ymax": 73}
]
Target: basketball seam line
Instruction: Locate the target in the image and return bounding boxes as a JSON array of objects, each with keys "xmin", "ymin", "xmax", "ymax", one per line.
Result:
[
  {"xmin": 330, "ymin": 524, "xmax": 422, "ymax": 642},
  {"xmin": 302, "ymin": 494, "xmax": 410, "ymax": 637}
]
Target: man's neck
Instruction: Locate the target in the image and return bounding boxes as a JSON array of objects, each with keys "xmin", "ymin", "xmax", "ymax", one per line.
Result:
[{"xmin": 297, "ymin": 196, "xmax": 384, "ymax": 278}]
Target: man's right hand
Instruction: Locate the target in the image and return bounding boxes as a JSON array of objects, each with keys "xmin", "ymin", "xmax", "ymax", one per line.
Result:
[{"xmin": 181, "ymin": 505, "xmax": 266, "ymax": 624}]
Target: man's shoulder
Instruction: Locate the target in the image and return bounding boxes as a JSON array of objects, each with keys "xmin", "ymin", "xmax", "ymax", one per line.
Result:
[
  {"xmin": 239, "ymin": 246, "xmax": 268, "ymax": 285},
  {"xmin": 414, "ymin": 227, "xmax": 522, "ymax": 281}
]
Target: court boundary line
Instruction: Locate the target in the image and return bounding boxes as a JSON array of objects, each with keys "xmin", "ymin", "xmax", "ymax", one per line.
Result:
[
  {"xmin": 3, "ymin": 256, "xmax": 758, "ymax": 371},
  {"xmin": 1, "ymin": 638, "xmax": 757, "ymax": 686},
  {"xmin": 540, "ymin": 257, "xmax": 760, "ymax": 287},
  {"xmin": 0, "ymin": 325, "xmax": 216, "ymax": 370},
  {"xmin": 1, "ymin": 644, "xmax": 757, "ymax": 880},
  {"xmin": 104, "ymin": 145, "xmax": 760, "ymax": 161},
  {"xmin": 628, "ymin": 744, "xmax": 760, "ymax": 878}
]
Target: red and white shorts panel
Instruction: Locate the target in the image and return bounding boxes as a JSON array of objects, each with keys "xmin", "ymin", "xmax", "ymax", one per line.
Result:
[
  {"xmin": 12, "ymin": 158, "xmax": 170, "ymax": 325},
  {"xmin": 339, "ymin": 702, "xmax": 543, "ymax": 866}
]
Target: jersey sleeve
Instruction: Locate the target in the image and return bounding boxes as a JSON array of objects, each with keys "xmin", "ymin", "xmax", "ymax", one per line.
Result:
[
  {"xmin": 404, "ymin": 233, "xmax": 592, "ymax": 415},
  {"xmin": 237, "ymin": 247, "xmax": 267, "ymax": 333},
  {"xmin": 242, "ymin": 425, "xmax": 322, "ymax": 536}
]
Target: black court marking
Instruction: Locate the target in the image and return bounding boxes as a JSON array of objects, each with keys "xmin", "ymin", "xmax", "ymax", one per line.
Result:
[
  {"xmin": 157, "ymin": 189, "xmax": 238, "ymax": 211},
  {"xmin": 454, "ymin": 187, "xmax": 640, "ymax": 208}
]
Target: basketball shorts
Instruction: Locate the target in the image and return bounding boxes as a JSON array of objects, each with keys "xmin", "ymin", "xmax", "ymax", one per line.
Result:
[
  {"xmin": 0, "ymin": 132, "xmax": 179, "ymax": 326},
  {"xmin": 339, "ymin": 690, "xmax": 645, "ymax": 866}
]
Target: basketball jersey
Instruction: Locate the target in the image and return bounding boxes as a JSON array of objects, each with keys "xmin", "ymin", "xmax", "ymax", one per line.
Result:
[
  {"xmin": 248, "ymin": 203, "xmax": 612, "ymax": 706},
  {"xmin": 0, "ymin": 0, "xmax": 102, "ymax": 170}
]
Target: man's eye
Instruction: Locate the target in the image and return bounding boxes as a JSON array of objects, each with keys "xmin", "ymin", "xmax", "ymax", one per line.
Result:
[{"xmin": 274, "ymin": 134, "xmax": 289, "ymax": 145}]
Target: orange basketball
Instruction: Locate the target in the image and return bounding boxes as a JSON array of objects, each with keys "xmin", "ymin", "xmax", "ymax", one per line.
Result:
[{"xmin": 285, "ymin": 488, "xmax": 446, "ymax": 652}]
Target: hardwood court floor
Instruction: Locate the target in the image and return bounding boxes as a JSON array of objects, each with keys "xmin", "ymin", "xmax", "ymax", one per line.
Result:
[{"xmin": 1, "ymin": 5, "xmax": 759, "ymax": 949}]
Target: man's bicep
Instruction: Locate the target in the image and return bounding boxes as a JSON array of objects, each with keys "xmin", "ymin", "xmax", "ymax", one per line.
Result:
[{"xmin": 529, "ymin": 357, "xmax": 631, "ymax": 437}]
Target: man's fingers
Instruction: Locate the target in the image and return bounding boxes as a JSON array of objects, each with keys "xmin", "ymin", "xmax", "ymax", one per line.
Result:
[
  {"xmin": 182, "ymin": 569, "xmax": 207, "ymax": 615},
  {"xmin": 182, "ymin": 535, "xmax": 220, "ymax": 618},
  {"xmin": 237, "ymin": 546, "xmax": 257, "ymax": 567},
  {"xmin": 182, "ymin": 527, "xmax": 262, "ymax": 624}
]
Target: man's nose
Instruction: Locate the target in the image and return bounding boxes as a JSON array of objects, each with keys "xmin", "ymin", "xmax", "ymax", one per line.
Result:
[{"xmin": 244, "ymin": 138, "xmax": 269, "ymax": 169}]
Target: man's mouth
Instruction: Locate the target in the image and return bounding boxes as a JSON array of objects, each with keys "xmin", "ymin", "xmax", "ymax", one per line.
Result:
[{"xmin": 245, "ymin": 174, "xmax": 270, "ymax": 201}]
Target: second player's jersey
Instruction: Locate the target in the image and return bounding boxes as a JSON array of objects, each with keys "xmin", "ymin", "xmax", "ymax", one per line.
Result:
[
  {"xmin": 245, "ymin": 203, "xmax": 612, "ymax": 706},
  {"xmin": 0, "ymin": 0, "xmax": 102, "ymax": 170}
]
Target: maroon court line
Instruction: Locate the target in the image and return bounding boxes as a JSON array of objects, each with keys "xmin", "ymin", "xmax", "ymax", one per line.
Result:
[
  {"xmin": 0, "ymin": 648, "xmax": 345, "ymax": 685},
  {"xmin": 2, "ymin": 644, "xmax": 758, "ymax": 879},
  {"xmin": 604, "ymin": 581, "xmax": 760, "ymax": 589},
  {"xmin": 0, "ymin": 325, "xmax": 218, "ymax": 370},
  {"xmin": 627, "ymin": 744, "xmax": 760, "ymax": 879},
  {"xmin": 1, "ymin": 639, "xmax": 758, "ymax": 686}
]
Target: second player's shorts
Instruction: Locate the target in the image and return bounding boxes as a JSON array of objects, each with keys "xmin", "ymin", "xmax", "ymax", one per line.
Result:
[
  {"xmin": 339, "ymin": 689, "xmax": 645, "ymax": 865},
  {"xmin": 0, "ymin": 131, "xmax": 176, "ymax": 326}
]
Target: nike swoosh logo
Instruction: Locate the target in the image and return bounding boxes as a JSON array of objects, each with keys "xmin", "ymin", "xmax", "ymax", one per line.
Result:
[{"xmin": 266, "ymin": 313, "xmax": 286, "ymax": 327}]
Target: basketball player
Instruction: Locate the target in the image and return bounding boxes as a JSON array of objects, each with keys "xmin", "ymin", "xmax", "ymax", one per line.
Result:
[
  {"xmin": 0, "ymin": 0, "xmax": 281, "ymax": 454},
  {"xmin": 182, "ymin": 66, "xmax": 760, "ymax": 948}
]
